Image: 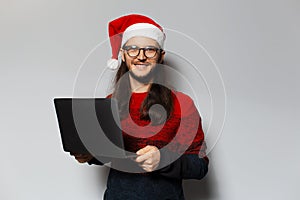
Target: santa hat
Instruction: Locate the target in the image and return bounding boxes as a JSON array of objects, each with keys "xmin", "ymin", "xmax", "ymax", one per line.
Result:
[{"xmin": 107, "ymin": 14, "xmax": 166, "ymax": 70}]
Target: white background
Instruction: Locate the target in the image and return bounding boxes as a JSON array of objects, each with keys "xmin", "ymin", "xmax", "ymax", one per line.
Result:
[{"xmin": 1, "ymin": 0, "xmax": 299, "ymax": 199}]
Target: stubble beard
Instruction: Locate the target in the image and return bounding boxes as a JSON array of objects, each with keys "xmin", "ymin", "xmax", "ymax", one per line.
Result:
[
  {"xmin": 124, "ymin": 54, "xmax": 163, "ymax": 84},
  {"xmin": 128, "ymin": 64, "xmax": 160, "ymax": 84}
]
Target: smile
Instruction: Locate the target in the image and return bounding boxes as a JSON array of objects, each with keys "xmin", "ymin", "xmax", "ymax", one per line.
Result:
[{"xmin": 134, "ymin": 64, "xmax": 150, "ymax": 69}]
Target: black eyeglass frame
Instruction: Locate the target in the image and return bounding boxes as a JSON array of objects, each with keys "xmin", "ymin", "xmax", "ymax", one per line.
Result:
[{"xmin": 122, "ymin": 45, "xmax": 163, "ymax": 59}]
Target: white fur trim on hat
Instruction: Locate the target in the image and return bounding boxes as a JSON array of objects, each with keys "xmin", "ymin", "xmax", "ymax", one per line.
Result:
[
  {"xmin": 121, "ymin": 23, "xmax": 165, "ymax": 48},
  {"xmin": 107, "ymin": 58, "xmax": 119, "ymax": 70}
]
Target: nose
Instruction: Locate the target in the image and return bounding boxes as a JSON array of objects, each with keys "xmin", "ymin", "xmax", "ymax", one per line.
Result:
[{"xmin": 137, "ymin": 49, "xmax": 146, "ymax": 60}]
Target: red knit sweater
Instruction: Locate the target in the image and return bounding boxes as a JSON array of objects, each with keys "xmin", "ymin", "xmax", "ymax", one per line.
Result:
[{"xmin": 120, "ymin": 91, "xmax": 207, "ymax": 159}]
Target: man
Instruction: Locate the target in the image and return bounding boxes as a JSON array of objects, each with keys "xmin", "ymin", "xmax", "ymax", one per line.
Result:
[{"xmin": 72, "ymin": 14, "xmax": 209, "ymax": 200}]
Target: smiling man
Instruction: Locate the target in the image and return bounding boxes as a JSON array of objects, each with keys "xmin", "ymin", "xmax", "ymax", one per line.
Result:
[
  {"xmin": 71, "ymin": 14, "xmax": 209, "ymax": 200},
  {"xmin": 122, "ymin": 36, "xmax": 164, "ymax": 89},
  {"xmin": 122, "ymin": 37, "xmax": 163, "ymax": 85}
]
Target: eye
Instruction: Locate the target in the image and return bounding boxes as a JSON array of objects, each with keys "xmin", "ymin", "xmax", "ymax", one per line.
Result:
[
  {"xmin": 145, "ymin": 46, "xmax": 160, "ymax": 54},
  {"xmin": 123, "ymin": 45, "xmax": 140, "ymax": 57},
  {"xmin": 145, "ymin": 47, "xmax": 156, "ymax": 52}
]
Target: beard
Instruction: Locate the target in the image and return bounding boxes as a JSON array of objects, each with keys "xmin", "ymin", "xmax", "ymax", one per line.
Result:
[{"xmin": 129, "ymin": 65, "xmax": 160, "ymax": 84}]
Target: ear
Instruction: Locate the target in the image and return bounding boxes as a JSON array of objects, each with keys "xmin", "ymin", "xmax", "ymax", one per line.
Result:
[
  {"xmin": 121, "ymin": 49, "xmax": 125, "ymax": 62},
  {"xmin": 159, "ymin": 50, "xmax": 165, "ymax": 63}
]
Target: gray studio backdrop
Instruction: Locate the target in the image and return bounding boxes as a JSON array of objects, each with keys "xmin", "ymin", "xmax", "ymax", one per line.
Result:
[{"xmin": 1, "ymin": 0, "xmax": 299, "ymax": 200}]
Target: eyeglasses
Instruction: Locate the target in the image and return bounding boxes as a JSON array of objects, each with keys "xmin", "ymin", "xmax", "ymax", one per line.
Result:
[{"xmin": 122, "ymin": 45, "xmax": 162, "ymax": 59}]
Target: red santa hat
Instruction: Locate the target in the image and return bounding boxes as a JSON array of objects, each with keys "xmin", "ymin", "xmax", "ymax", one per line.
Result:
[{"xmin": 107, "ymin": 14, "xmax": 166, "ymax": 70}]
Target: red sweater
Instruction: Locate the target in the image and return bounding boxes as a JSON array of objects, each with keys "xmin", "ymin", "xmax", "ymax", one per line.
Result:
[{"xmin": 121, "ymin": 91, "xmax": 207, "ymax": 159}]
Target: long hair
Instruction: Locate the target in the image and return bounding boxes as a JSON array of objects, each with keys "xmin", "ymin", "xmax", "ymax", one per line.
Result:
[{"xmin": 112, "ymin": 57, "xmax": 173, "ymax": 125}]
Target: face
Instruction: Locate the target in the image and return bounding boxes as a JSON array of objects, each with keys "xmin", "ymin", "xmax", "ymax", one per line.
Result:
[{"xmin": 121, "ymin": 36, "xmax": 165, "ymax": 83}]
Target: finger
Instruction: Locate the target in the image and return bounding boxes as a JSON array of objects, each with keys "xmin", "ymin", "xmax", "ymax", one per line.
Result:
[
  {"xmin": 140, "ymin": 164, "xmax": 154, "ymax": 172},
  {"xmin": 77, "ymin": 156, "xmax": 91, "ymax": 162},
  {"xmin": 135, "ymin": 148, "xmax": 158, "ymax": 163},
  {"xmin": 77, "ymin": 159, "xmax": 87, "ymax": 163},
  {"xmin": 135, "ymin": 153, "xmax": 151, "ymax": 163},
  {"xmin": 73, "ymin": 153, "xmax": 84, "ymax": 157},
  {"xmin": 136, "ymin": 145, "xmax": 153, "ymax": 155},
  {"xmin": 139, "ymin": 162, "xmax": 149, "ymax": 169},
  {"xmin": 142, "ymin": 158, "xmax": 154, "ymax": 165},
  {"xmin": 75, "ymin": 155, "xmax": 89, "ymax": 159}
]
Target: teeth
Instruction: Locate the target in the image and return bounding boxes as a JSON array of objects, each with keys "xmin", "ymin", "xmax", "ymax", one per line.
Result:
[{"xmin": 135, "ymin": 64, "xmax": 147, "ymax": 68}]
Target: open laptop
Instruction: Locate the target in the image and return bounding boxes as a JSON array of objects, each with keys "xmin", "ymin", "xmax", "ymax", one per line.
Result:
[{"xmin": 54, "ymin": 98, "xmax": 136, "ymax": 159}]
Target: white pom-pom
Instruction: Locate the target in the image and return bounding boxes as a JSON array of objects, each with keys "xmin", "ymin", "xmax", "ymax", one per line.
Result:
[{"xmin": 107, "ymin": 58, "xmax": 119, "ymax": 70}]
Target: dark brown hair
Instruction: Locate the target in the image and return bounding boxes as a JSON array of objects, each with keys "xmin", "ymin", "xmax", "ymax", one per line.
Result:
[{"xmin": 112, "ymin": 57, "xmax": 173, "ymax": 125}]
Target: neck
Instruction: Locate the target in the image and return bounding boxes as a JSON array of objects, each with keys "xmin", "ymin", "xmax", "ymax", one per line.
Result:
[{"xmin": 129, "ymin": 75, "xmax": 151, "ymax": 93}]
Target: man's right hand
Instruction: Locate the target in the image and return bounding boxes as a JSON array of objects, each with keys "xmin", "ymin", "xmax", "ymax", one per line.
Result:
[{"xmin": 70, "ymin": 152, "xmax": 93, "ymax": 163}]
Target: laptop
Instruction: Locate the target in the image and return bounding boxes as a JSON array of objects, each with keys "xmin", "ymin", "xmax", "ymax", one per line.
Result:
[{"xmin": 54, "ymin": 98, "xmax": 137, "ymax": 159}]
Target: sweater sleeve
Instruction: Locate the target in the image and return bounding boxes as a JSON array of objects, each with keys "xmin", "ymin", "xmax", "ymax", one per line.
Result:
[
  {"xmin": 157, "ymin": 145, "xmax": 209, "ymax": 180},
  {"xmin": 156, "ymin": 92, "xmax": 209, "ymax": 179}
]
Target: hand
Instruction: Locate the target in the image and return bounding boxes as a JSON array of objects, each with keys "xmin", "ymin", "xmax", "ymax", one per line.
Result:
[
  {"xmin": 135, "ymin": 145, "xmax": 160, "ymax": 172},
  {"xmin": 70, "ymin": 152, "xmax": 93, "ymax": 163}
]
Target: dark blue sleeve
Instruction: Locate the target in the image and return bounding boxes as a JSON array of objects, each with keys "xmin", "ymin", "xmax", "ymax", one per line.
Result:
[{"xmin": 157, "ymin": 150, "xmax": 209, "ymax": 180}]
